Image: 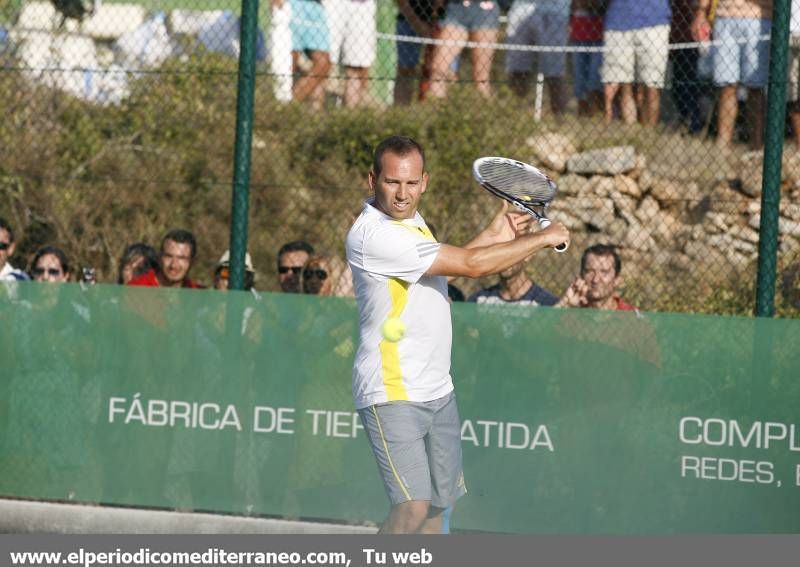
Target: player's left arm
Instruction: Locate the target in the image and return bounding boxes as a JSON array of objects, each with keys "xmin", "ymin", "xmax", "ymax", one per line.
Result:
[{"xmin": 462, "ymin": 203, "xmax": 534, "ymax": 250}]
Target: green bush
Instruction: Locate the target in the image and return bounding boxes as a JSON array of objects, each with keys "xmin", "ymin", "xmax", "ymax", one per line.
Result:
[{"xmin": 0, "ymin": 54, "xmax": 795, "ymax": 317}]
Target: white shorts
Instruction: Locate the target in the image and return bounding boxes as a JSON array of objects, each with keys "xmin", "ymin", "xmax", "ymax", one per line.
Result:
[
  {"xmin": 602, "ymin": 24, "xmax": 670, "ymax": 87},
  {"xmin": 505, "ymin": 1, "xmax": 569, "ymax": 77},
  {"xmin": 322, "ymin": 0, "xmax": 377, "ymax": 68}
]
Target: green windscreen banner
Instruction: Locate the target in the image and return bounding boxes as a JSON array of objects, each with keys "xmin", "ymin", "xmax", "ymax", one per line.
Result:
[{"xmin": 1, "ymin": 283, "xmax": 799, "ymax": 533}]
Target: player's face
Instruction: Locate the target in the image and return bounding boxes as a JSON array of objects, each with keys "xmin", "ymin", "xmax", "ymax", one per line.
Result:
[
  {"xmin": 581, "ymin": 253, "xmax": 620, "ymax": 303},
  {"xmin": 369, "ymin": 150, "xmax": 428, "ymax": 220},
  {"xmin": 160, "ymin": 239, "xmax": 193, "ymax": 286}
]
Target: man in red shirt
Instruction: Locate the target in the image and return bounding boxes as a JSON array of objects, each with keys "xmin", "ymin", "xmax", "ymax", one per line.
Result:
[
  {"xmin": 128, "ymin": 229, "xmax": 202, "ymax": 288},
  {"xmin": 557, "ymin": 244, "xmax": 661, "ymax": 367},
  {"xmin": 557, "ymin": 243, "xmax": 635, "ymax": 310}
]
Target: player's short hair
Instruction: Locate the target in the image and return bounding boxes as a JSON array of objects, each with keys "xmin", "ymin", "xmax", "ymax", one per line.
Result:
[
  {"xmin": 162, "ymin": 229, "xmax": 197, "ymax": 259},
  {"xmin": 277, "ymin": 241, "xmax": 315, "ymax": 265},
  {"xmin": 372, "ymin": 136, "xmax": 426, "ymax": 177},
  {"xmin": 581, "ymin": 244, "xmax": 621, "ymax": 275},
  {"xmin": 0, "ymin": 217, "xmax": 15, "ymax": 242}
]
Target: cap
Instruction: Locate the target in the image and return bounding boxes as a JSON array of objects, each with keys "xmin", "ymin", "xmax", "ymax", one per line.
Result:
[{"xmin": 217, "ymin": 250, "xmax": 255, "ymax": 273}]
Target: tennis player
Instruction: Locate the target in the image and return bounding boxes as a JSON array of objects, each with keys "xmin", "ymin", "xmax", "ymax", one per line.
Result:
[{"xmin": 345, "ymin": 135, "xmax": 569, "ymax": 533}]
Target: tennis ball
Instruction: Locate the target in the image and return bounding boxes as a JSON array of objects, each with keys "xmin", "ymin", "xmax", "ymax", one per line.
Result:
[{"xmin": 381, "ymin": 317, "xmax": 406, "ymax": 342}]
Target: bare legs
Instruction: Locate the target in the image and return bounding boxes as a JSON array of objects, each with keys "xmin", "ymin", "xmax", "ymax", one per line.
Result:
[
  {"xmin": 379, "ymin": 501, "xmax": 445, "ymax": 534},
  {"xmin": 604, "ymin": 83, "xmax": 636, "ymax": 124},
  {"xmin": 717, "ymin": 85, "xmax": 765, "ymax": 149},
  {"xmin": 344, "ymin": 65, "xmax": 370, "ymax": 107},
  {"xmin": 604, "ymin": 83, "xmax": 660, "ymax": 125},
  {"xmin": 293, "ymin": 50, "xmax": 331, "ymax": 109},
  {"xmin": 429, "ymin": 26, "xmax": 497, "ymax": 99}
]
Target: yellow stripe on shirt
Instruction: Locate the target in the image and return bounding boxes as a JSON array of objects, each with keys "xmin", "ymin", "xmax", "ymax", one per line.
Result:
[
  {"xmin": 391, "ymin": 221, "xmax": 437, "ymax": 242},
  {"xmin": 380, "ymin": 278, "xmax": 410, "ymax": 401}
]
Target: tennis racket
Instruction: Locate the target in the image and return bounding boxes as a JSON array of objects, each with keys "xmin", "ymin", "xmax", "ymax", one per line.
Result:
[{"xmin": 472, "ymin": 157, "xmax": 568, "ymax": 252}]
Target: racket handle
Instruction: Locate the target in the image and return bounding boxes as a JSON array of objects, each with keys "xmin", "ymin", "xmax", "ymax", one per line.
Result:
[{"xmin": 538, "ymin": 219, "xmax": 569, "ymax": 253}]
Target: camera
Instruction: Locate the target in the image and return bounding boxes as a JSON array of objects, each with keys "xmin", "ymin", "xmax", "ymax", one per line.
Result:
[{"xmin": 81, "ymin": 267, "xmax": 97, "ymax": 284}]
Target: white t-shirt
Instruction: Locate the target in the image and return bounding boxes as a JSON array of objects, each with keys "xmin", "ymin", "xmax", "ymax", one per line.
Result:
[{"xmin": 345, "ymin": 200, "xmax": 453, "ymax": 409}]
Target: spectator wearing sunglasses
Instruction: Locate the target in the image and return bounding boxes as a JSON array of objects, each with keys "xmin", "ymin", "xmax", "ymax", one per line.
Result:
[
  {"xmin": 30, "ymin": 246, "xmax": 71, "ymax": 283},
  {"xmin": 277, "ymin": 240, "xmax": 315, "ymax": 293},
  {"xmin": 214, "ymin": 250, "xmax": 257, "ymax": 291},
  {"xmin": 302, "ymin": 254, "xmax": 334, "ymax": 296},
  {"xmin": 0, "ymin": 218, "xmax": 28, "ymax": 281}
]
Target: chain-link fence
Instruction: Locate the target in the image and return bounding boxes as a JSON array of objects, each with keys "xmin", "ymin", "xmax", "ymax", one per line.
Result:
[{"xmin": 0, "ymin": 0, "xmax": 799, "ymax": 314}]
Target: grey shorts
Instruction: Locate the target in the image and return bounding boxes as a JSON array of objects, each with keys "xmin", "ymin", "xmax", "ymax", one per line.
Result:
[{"xmin": 358, "ymin": 391, "xmax": 466, "ymax": 508}]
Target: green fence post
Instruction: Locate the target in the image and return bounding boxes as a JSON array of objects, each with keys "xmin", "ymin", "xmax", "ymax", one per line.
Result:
[
  {"xmin": 755, "ymin": 0, "xmax": 791, "ymax": 317},
  {"xmin": 228, "ymin": 0, "xmax": 260, "ymax": 291}
]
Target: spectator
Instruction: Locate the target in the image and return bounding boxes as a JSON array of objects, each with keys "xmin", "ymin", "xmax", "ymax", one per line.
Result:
[
  {"xmin": 394, "ymin": 0, "xmax": 446, "ymax": 104},
  {"xmin": 468, "ymin": 260, "xmax": 559, "ymax": 305},
  {"xmin": 789, "ymin": 0, "xmax": 800, "ymax": 147},
  {"xmin": 428, "ymin": 0, "xmax": 500, "ymax": 98},
  {"xmin": 669, "ymin": 0, "xmax": 704, "ymax": 134},
  {"xmin": 289, "ymin": 0, "xmax": 332, "ymax": 108},
  {"xmin": 505, "ymin": 0, "xmax": 571, "ymax": 114},
  {"xmin": 117, "ymin": 243, "xmax": 159, "ymax": 285},
  {"xmin": 602, "ymin": 0, "xmax": 672, "ymax": 125},
  {"xmin": 556, "ymin": 243, "xmax": 636, "ymax": 310},
  {"xmin": 0, "ymin": 218, "xmax": 28, "ymax": 281},
  {"xmin": 302, "ymin": 253, "xmax": 335, "ymax": 295},
  {"xmin": 30, "ymin": 246, "xmax": 71, "ymax": 283},
  {"xmin": 270, "ymin": 0, "xmax": 294, "ymax": 103},
  {"xmin": 693, "ymin": 0, "xmax": 772, "ymax": 148},
  {"xmin": 277, "ymin": 240, "xmax": 315, "ymax": 293},
  {"xmin": 214, "ymin": 250, "xmax": 257, "ymax": 291},
  {"xmin": 128, "ymin": 229, "xmax": 202, "ymax": 288},
  {"xmin": 570, "ymin": 0, "xmax": 605, "ymax": 116},
  {"xmin": 323, "ymin": 0, "xmax": 377, "ymax": 107},
  {"xmin": 447, "ymin": 283, "xmax": 465, "ymax": 302},
  {"xmin": 781, "ymin": 256, "xmax": 800, "ymax": 309}
]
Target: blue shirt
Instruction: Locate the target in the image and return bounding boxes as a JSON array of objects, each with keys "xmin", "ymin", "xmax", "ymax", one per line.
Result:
[
  {"xmin": 604, "ymin": 0, "xmax": 671, "ymax": 31},
  {"xmin": 468, "ymin": 283, "xmax": 559, "ymax": 306}
]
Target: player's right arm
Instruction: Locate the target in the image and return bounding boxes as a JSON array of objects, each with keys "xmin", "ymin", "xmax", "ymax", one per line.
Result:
[{"xmin": 426, "ymin": 222, "xmax": 569, "ymax": 279}]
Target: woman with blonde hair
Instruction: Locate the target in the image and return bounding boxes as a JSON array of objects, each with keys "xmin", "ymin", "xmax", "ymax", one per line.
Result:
[{"xmin": 302, "ymin": 253, "xmax": 354, "ymax": 297}]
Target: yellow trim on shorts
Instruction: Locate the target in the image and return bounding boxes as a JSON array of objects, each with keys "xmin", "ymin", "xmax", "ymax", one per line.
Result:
[
  {"xmin": 371, "ymin": 405, "xmax": 412, "ymax": 502},
  {"xmin": 380, "ymin": 278, "xmax": 410, "ymax": 401}
]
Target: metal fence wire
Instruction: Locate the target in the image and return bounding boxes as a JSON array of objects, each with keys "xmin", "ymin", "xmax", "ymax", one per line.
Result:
[{"xmin": 0, "ymin": 0, "xmax": 799, "ymax": 314}]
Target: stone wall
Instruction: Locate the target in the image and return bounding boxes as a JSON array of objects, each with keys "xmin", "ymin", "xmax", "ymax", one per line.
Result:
[{"xmin": 527, "ymin": 133, "xmax": 800, "ymax": 285}]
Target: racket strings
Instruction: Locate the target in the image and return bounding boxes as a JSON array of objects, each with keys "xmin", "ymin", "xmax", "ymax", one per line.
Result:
[{"xmin": 477, "ymin": 161, "xmax": 556, "ymax": 203}]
